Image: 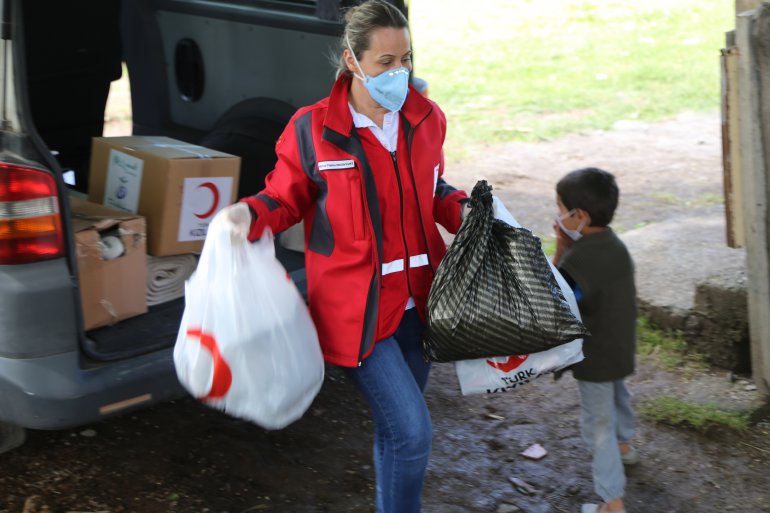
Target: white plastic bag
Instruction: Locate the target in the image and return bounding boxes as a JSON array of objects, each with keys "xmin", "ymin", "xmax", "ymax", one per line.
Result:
[
  {"xmin": 454, "ymin": 197, "xmax": 584, "ymax": 395},
  {"xmin": 174, "ymin": 212, "xmax": 324, "ymax": 429}
]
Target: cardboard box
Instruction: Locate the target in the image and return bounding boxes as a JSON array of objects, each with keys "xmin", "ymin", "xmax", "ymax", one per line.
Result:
[
  {"xmin": 87, "ymin": 136, "xmax": 241, "ymax": 256},
  {"xmin": 70, "ymin": 197, "xmax": 148, "ymax": 331}
]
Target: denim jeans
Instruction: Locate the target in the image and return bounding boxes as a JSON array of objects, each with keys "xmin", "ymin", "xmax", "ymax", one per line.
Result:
[
  {"xmin": 578, "ymin": 379, "xmax": 635, "ymax": 502},
  {"xmin": 344, "ymin": 308, "xmax": 432, "ymax": 513}
]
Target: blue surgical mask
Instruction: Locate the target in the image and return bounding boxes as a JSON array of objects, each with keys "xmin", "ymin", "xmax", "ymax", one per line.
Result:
[
  {"xmin": 346, "ymin": 35, "xmax": 410, "ymax": 112},
  {"xmin": 556, "ymin": 209, "xmax": 586, "ymax": 241}
]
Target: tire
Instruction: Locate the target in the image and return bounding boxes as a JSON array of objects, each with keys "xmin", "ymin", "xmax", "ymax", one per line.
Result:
[
  {"xmin": 0, "ymin": 422, "xmax": 26, "ymax": 455},
  {"xmin": 200, "ymin": 99, "xmax": 296, "ymax": 199}
]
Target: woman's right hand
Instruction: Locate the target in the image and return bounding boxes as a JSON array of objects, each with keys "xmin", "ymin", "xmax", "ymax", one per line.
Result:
[{"xmin": 219, "ymin": 202, "xmax": 254, "ymax": 244}]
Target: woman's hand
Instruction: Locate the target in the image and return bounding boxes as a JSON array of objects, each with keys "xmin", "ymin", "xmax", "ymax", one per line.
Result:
[
  {"xmin": 460, "ymin": 199, "xmax": 471, "ymax": 222},
  {"xmin": 218, "ymin": 202, "xmax": 254, "ymax": 244}
]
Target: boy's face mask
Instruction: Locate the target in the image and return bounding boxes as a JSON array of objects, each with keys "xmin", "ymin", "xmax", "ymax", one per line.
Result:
[
  {"xmin": 346, "ymin": 35, "xmax": 410, "ymax": 112},
  {"xmin": 556, "ymin": 209, "xmax": 586, "ymax": 241}
]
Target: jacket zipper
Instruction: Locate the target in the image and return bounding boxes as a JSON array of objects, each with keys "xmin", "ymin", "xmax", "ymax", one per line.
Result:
[
  {"xmin": 391, "ymin": 151, "xmax": 414, "ymax": 301},
  {"xmin": 405, "ymin": 119, "xmax": 436, "ymax": 275}
]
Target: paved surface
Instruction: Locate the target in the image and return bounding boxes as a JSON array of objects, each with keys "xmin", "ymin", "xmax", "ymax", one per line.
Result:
[
  {"xmin": 443, "ymin": 110, "xmax": 745, "ymax": 335},
  {"xmin": 620, "ymin": 212, "xmax": 747, "ymax": 329}
]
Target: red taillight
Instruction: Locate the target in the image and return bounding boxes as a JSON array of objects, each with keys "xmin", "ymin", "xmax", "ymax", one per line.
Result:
[{"xmin": 0, "ymin": 163, "xmax": 64, "ymax": 265}]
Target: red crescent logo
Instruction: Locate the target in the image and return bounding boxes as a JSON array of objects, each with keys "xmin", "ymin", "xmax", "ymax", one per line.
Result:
[
  {"xmin": 186, "ymin": 327, "xmax": 232, "ymax": 401},
  {"xmin": 194, "ymin": 182, "xmax": 220, "ymax": 219},
  {"xmin": 486, "ymin": 355, "xmax": 529, "ymax": 373}
]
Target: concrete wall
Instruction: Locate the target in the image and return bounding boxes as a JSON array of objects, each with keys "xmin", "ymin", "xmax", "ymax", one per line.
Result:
[{"xmin": 736, "ymin": 0, "xmax": 763, "ymax": 13}]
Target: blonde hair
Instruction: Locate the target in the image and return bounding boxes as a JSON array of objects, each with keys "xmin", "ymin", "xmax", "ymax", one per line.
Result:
[{"xmin": 335, "ymin": 0, "xmax": 409, "ymax": 78}]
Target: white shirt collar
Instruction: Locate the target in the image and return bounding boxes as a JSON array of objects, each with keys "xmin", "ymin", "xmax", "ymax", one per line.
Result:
[{"xmin": 348, "ymin": 103, "xmax": 399, "ymax": 152}]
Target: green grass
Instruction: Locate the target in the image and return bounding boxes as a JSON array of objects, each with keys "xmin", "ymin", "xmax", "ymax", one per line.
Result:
[
  {"xmin": 688, "ymin": 192, "xmax": 724, "ymax": 207},
  {"xmin": 541, "ymin": 237, "xmax": 557, "ymax": 258},
  {"xmin": 634, "ymin": 318, "xmax": 748, "ymax": 433},
  {"xmin": 639, "ymin": 395, "xmax": 750, "ymax": 433},
  {"xmin": 648, "ymin": 191, "xmax": 682, "ymax": 205},
  {"xmin": 409, "ymin": 0, "xmax": 734, "ymax": 160},
  {"xmin": 636, "ymin": 316, "xmax": 707, "ymax": 371}
]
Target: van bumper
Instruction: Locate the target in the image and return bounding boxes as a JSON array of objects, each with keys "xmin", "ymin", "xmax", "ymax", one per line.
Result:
[{"xmin": 0, "ymin": 349, "xmax": 186, "ymax": 430}]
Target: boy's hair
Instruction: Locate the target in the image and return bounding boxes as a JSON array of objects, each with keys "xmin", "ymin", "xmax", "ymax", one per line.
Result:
[{"xmin": 556, "ymin": 167, "xmax": 619, "ymax": 227}]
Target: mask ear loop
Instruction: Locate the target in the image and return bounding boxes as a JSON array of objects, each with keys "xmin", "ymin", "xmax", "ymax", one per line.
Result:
[
  {"xmin": 572, "ymin": 209, "xmax": 588, "ymax": 233},
  {"xmin": 345, "ymin": 33, "xmax": 367, "ymax": 82}
]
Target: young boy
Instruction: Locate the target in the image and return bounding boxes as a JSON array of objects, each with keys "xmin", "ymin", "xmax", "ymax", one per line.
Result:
[{"xmin": 552, "ymin": 167, "xmax": 638, "ymax": 513}]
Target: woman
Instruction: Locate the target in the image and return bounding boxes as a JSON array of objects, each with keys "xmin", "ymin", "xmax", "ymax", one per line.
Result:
[{"xmin": 223, "ymin": 1, "xmax": 467, "ymax": 511}]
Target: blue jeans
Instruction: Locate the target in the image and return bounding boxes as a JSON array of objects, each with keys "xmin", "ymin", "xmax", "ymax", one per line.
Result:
[
  {"xmin": 344, "ymin": 308, "xmax": 432, "ymax": 513},
  {"xmin": 578, "ymin": 379, "xmax": 635, "ymax": 502}
]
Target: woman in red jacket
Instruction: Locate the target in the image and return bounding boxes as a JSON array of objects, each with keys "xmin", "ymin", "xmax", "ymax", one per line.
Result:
[{"xmin": 224, "ymin": 1, "xmax": 467, "ymax": 511}]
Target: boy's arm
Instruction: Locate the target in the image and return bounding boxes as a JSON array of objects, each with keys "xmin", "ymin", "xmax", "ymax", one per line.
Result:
[{"xmin": 555, "ymin": 267, "xmax": 583, "ymax": 302}]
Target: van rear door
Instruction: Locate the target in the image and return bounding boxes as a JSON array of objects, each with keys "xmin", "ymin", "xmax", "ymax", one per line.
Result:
[{"xmin": 0, "ymin": 0, "xmax": 183, "ymax": 430}]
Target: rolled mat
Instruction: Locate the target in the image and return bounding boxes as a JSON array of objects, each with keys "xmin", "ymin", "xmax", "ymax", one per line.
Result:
[{"xmin": 146, "ymin": 254, "xmax": 199, "ymax": 306}]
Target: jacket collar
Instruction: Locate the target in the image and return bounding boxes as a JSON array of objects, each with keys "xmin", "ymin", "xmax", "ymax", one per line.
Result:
[{"xmin": 324, "ymin": 73, "xmax": 432, "ymax": 138}]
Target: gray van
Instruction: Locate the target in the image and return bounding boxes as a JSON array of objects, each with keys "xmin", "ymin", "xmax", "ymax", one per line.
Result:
[{"xmin": 0, "ymin": 0, "xmax": 360, "ymax": 450}]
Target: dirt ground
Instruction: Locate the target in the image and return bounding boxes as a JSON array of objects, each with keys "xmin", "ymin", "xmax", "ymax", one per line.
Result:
[{"xmin": 2, "ymin": 110, "xmax": 769, "ymax": 513}]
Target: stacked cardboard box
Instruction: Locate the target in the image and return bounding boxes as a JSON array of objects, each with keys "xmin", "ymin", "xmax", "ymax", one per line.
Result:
[
  {"xmin": 87, "ymin": 136, "xmax": 241, "ymax": 256},
  {"xmin": 70, "ymin": 197, "xmax": 148, "ymax": 331},
  {"xmin": 73, "ymin": 136, "xmax": 241, "ymax": 330}
]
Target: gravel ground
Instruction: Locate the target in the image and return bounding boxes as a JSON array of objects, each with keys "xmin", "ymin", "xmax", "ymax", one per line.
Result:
[{"xmin": 2, "ymin": 110, "xmax": 769, "ymax": 513}]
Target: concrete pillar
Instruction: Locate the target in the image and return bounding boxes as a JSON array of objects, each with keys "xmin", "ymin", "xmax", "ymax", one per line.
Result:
[
  {"xmin": 736, "ymin": 7, "xmax": 770, "ymax": 394},
  {"xmin": 737, "ymin": 0, "xmax": 763, "ymax": 14}
]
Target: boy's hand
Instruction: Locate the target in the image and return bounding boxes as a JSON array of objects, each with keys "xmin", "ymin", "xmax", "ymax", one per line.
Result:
[{"xmin": 552, "ymin": 221, "xmax": 573, "ymax": 265}]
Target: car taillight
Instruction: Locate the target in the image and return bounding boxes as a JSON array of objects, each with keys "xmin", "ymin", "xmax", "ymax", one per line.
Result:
[{"xmin": 0, "ymin": 163, "xmax": 64, "ymax": 264}]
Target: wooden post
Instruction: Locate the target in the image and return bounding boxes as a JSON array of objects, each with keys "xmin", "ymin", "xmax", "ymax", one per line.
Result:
[
  {"xmin": 722, "ymin": 36, "xmax": 745, "ymax": 248},
  {"xmin": 736, "ymin": 7, "xmax": 770, "ymax": 394}
]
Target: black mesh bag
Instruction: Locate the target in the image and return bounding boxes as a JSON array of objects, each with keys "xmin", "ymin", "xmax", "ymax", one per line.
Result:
[{"xmin": 423, "ymin": 180, "xmax": 589, "ymax": 363}]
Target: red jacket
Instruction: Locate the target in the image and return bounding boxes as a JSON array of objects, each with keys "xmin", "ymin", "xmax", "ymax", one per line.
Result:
[{"xmin": 242, "ymin": 74, "xmax": 467, "ymax": 367}]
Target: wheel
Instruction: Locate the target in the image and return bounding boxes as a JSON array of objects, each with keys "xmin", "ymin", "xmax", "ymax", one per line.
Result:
[
  {"xmin": 0, "ymin": 422, "xmax": 26, "ymax": 454},
  {"xmin": 200, "ymin": 98, "xmax": 296, "ymax": 199}
]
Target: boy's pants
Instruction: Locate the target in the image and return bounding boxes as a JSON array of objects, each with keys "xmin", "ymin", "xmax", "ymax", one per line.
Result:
[{"xmin": 578, "ymin": 379, "xmax": 635, "ymax": 502}]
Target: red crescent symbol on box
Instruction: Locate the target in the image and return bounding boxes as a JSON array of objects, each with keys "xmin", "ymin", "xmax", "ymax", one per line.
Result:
[
  {"xmin": 194, "ymin": 182, "xmax": 220, "ymax": 219},
  {"xmin": 486, "ymin": 354, "xmax": 529, "ymax": 373},
  {"xmin": 186, "ymin": 327, "xmax": 232, "ymax": 400}
]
